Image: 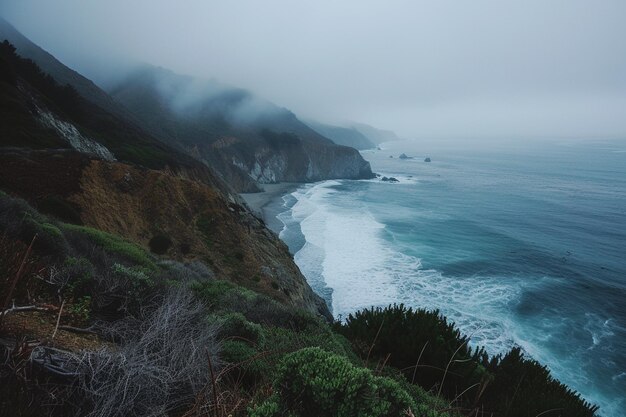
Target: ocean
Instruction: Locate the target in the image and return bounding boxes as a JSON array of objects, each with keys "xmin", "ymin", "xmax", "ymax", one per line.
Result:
[{"xmin": 267, "ymin": 138, "xmax": 626, "ymax": 416}]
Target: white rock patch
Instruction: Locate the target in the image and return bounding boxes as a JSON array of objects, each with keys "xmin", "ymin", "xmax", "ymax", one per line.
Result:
[{"xmin": 37, "ymin": 109, "xmax": 116, "ymax": 161}]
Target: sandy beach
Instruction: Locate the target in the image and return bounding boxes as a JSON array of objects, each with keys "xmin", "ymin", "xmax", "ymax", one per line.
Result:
[{"xmin": 240, "ymin": 182, "xmax": 303, "ymax": 232}]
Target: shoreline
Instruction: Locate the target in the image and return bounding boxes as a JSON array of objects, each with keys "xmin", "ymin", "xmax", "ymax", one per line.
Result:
[{"xmin": 240, "ymin": 182, "xmax": 303, "ymax": 232}]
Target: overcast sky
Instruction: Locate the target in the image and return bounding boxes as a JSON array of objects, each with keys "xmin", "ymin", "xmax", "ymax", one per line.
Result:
[{"xmin": 1, "ymin": 0, "xmax": 625, "ymax": 140}]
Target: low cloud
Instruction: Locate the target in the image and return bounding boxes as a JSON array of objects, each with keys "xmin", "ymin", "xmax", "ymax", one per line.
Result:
[{"xmin": 2, "ymin": 0, "xmax": 625, "ymax": 139}]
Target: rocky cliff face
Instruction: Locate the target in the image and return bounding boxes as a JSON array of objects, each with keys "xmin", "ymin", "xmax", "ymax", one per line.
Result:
[{"xmin": 226, "ymin": 137, "xmax": 374, "ymax": 184}]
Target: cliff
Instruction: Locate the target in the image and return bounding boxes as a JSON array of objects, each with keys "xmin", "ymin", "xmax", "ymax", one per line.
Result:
[{"xmin": 109, "ymin": 66, "xmax": 375, "ymax": 191}]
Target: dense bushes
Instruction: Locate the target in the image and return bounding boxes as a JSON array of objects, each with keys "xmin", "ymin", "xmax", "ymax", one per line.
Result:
[
  {"xmin": 62, "ymin": 224, "xmax": 156, "ymax": 269},
  {"xmin": 338, "ymin": 304, "xmax": 598, "ymax": 417},
  {"xmin": 338, "ymin": 304, "xmax": 488, "ymax": 402},
  {"xmin": 0, "ymin": 195, "xmax": 70, "ymax": 258},
  {"xmin": 37, "ymin": 195, "xmax": 82, "ymax": 225},
  {"xmin": 0, "ymin": 195, "xmax": 599, "ymax": 417},
  {"xmin": 482, "ymin": 347, "xmax": 598, "ymax": 417},
  {"xmin": 250, "ymin": 347, "xmax": 418, "ymax": 417}
]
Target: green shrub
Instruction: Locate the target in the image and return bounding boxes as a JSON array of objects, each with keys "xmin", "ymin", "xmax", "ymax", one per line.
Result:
[
  {"xmin": 62, "ymin": 224, "xmax": 156, "ymax": 269},
  {"xmin": 262, "ymin": 326, "xmax": 358, "ymax": 364},
  {"xmin": 190, "ymin": 279, "xmax": 327, "ymax": 332},
  {"xmin": 250, "ymin": 347, "xmax": 417, "ymax": 417},
  {"xmin": 221, "ymin": 340, "xmax": 271, "ymax": 387},
  {"xmin": 338, "ymin": 305, "xmax": 598, "ymax": 417},
  {"xmin": 481, "ymin": 347, "xmax": 598, "ymax": 417},
  {"xmin": 63, "ymin": 256, "xmax": 95, "ymax": 298},
  {"xmin": 0, "ymin": 196, "xmax": 70, "ymax": 258},
  {"xmin": 148, "ymin": 234, "xmax": 172, "ymax": 255},
  {"xmin": 338, "ymin": 304, "xmax": 488, "ymax": 401},
  {"xmin": 112, "ymin": 263, "xmax": 153, "ymax": 286},
  {"xmin": 40, "ymin": 222, "xmax": 62, "ymax": 238},
  {"xmin": 216, "ymin": 312, "xmax": 266, "ymax": 345},
  {"xmin": 67, "ymin": 295, "xmax": 92, "ymax": 323},
  {"xmin": 191, "ymin": 279, "xmax": 256, "ymax": 305}
]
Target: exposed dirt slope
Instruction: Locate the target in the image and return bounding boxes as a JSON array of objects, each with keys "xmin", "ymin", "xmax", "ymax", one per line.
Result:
[{"xmin": 0, "ymin": 150, "xmax": 330, "ymax": 318}]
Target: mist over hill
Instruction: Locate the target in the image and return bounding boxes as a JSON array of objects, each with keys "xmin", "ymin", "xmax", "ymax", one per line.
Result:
[
  {"xmin": 305, "ymin": 120, "xmax": 376, "ymax": 150},
  {"xmin": 108, "ymin": 65, "xmax": 374, "ymax": 191}
]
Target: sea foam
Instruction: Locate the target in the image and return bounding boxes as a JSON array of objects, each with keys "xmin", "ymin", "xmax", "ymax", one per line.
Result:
[{"xmin": 283, "ymin": 180, "xmax": 527, "ymax": 356}]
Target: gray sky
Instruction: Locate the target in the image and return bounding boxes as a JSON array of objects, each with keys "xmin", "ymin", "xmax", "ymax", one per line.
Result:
[{"xmin": 1, "ymin": 0, "xmax": 626, "ymax": 139}]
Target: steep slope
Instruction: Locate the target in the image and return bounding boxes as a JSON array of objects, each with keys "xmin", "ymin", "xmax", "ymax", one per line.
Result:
[
  {"xmin": 0, "ymin": 41, "xmax": 331, "ymax": 317},
  {"xmin": 0, "ymin": 17, "xmax": 127, "ymax": 120},
  {"xmin": 109, "ymin": 66, "xmax": 375, "ymax": 191},
  {"xmin": 305, "ymin": 120, "xmax": 376, "ymax": 150},
  {"xmin": 0, "ymin": 40, "xmax": 233, "ymax": 194},
  {"xmin": 0, "ymin": 149, "xmax": 331, "ymax": 318}
]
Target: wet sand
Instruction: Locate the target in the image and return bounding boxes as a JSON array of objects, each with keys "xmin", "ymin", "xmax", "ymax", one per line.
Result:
[{"xmin": 240, "ymin": 183, "xmax": 303, "ymax": 232}]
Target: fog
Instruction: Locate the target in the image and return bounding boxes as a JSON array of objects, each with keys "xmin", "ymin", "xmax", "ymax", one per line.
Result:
[{"xmin": 1, "ymin": 0, "xmax": 625, "ymax": 140}]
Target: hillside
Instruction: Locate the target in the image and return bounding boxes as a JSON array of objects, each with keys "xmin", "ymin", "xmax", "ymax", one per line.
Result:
[
  {"xmin": 0, "ymin": 40, "xmax": 231, "ymax": 194},
  {"xmin": 109, "ymin": 65, "xmax": 375, "ymax": 191},
  {"xmin": 0, "ymin": 17, "xmax": 128, "ymax": 120},
  {"xmin": 305, "ymin": 120, "xmax": 376, "ymax": 150}
]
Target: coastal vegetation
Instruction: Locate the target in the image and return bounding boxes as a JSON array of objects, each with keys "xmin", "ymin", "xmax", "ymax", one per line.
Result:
[{"xmin": 0, "ymin": 193, "xmax": 598, "ymax": 416}]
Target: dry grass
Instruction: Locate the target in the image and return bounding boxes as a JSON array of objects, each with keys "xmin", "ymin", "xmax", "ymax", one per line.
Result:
[{"xmin": 71, "ymin": 288, "xmax": 221, "ymax": 417}]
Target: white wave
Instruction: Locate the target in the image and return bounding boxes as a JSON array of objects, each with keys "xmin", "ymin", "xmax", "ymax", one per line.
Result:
[
  {"xmin": 285, "ymin": 180, "xmax": 525, "ymax": 356},
  {"xmin": 287, "ymin": 181, "xmax": 399, "ymax": 316},
  {"xmin": 276, "ymin": 175, "xmax": 624, "ymax": 417}
]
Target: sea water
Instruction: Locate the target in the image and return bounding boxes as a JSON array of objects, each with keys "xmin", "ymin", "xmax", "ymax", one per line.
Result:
[{"xmin": 273, "ymin": 138, "xmax": 626, "ymax": 416}]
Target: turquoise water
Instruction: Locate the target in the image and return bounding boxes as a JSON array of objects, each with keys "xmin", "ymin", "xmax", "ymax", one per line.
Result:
[{"xmin": 273, "ymin": 139, "xmax": 626, "ymax": 416}]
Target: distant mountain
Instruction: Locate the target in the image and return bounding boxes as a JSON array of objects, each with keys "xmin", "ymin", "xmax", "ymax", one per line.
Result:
[
  {"xmin": 305, "ymin": 121, "xmax": 375, "ymax": 150},
  {"xmin": 109, "ymin": 65, "xmax": 374, "ymax": 191},
  {"xmin": 351, "ymin": 122, "xmax": 400, "ymax": 144}
]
